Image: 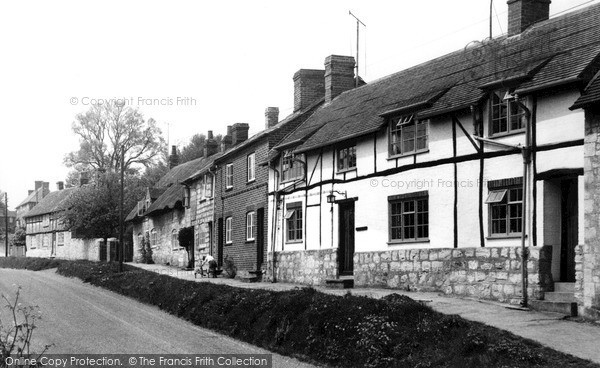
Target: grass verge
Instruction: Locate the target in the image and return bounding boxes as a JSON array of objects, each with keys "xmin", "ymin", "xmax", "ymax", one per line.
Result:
[{"xmin": 2, "ymin": 257, "xmax": 599, "ymax": 368}]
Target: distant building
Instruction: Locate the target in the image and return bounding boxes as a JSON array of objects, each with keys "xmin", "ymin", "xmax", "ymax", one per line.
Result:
[{"xmin": 15, "ymin": 181, "xmax": 51, "ymax": 228}]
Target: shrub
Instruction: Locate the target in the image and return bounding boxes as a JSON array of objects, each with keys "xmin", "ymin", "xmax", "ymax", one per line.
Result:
[
  {"xmin": 0, "ymin": 257, "xmax": 65, "ymax": 271},
  {"xmin": 0, "ymin": 286, "xmax": 52, "ymax": 362},
  {"xmin": 139, "ymin": 233, "xmax": 153, "ymax": 264},
  {"xmin": 223, "ymin": 255, "xmax": 236, "ymax": 278},
  {"xmin": 51, "ymin": 260, "xmax": 600, "ymax": 368}
]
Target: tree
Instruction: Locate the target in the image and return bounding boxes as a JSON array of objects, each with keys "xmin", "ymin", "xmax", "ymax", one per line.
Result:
[
  {"xmin": 178, "ymin": 226, "xmax": 195, "ymax": 269},
  {"xmin": 179, "ymin": 133, "xmax": 223, "ymax": 164},
  {"xmin": 60, "ymin": 171, "xmax": 145, "ymax": 257},
  {"xmin": 64, "ymin": 101, "xmax": 166, "ymax": 173}
]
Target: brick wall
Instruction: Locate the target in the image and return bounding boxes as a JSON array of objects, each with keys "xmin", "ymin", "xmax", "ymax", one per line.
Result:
[
  {"xmin": 214, "ymin": 141, "xmax": 269, "ymax": 272},
  {"xmin": 26, "ymin": 232, "xmax": 101, "ymax": 261}
]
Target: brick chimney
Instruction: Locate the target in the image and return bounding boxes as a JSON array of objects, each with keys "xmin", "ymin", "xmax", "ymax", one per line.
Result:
[
  {"xmin": 34, "ymin": 181, "xmax": 43, "ymax": 191},
  {"xmin": 221, "ymin": 126, "xmax": 233, "ymax": 152},
  {"xmin": 325, "ymin": 55, "xmax": 355, "ymax": 104},
  {"xmin": 28, "ymin": 190, "xmax": 34, "ymax": 196},
  {"xmin": 265, "ymin": 107, "xmax": 279, "ymax": 129},
  {"xmin": 42, "ymin": 182, "xmax": 50, "ymax": 195},
  {"xmin": 168, "ymin": 145, "xmax": 179, "ymax": 169},
  {"xmin": 204, "ymin": 130, "xmax": 219, "ymax": 157},
  {"xmin": 293, "ymin": 69, "xmax": 325, "ymax": 112},
  {"xmin": 231, "ymin": 123, "xmax": 250, "ymax": 145},
  {"xmin": 56, "ymin": 181, "xmax": 64, "ymax": 191},
  {"xmin": 507, "ymin": 0, "xmax": 551, "ymax": 36}
]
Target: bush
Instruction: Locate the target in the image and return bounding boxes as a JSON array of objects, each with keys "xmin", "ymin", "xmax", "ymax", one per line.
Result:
[
  {"xmin": 0, "ymin": 257, "xmax": 65, "ymax": 271},
  {"xmin": 223, "ymin": 255, "xmax": 236, "ymax": 278},
  {"xmin": 139, "ymin": 233, "xmax": 153, "ymax": 264},
  {"xmin": 51, "ymin": 260, "xmax": 600, "ymax": 368}
]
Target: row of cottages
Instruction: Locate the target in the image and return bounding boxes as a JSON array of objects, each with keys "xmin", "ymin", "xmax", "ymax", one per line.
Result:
[
  {"xmin": 127, "ymin": 97, "xmax": 319, "ymax": 273},
  {"xmin": 126, "ymin": 147, "xmax": 211, "ymax": 267},
  {"xmin": 23, "ymin": 184, "xmax": 105, "ymax": 260},
  {"xmin": 264, "ymin": 1, "xmax": 600, "ymax": 318}
]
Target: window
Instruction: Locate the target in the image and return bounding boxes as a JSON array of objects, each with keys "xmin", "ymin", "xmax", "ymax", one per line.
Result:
[
  {"xmin": 204, "ymin": 174, "xmax": 213, "ymax": 198},
  {"xmin": 487, "ymin": 186, "xmax": 523, "ymax": 236},
  {"xmin": 183, "ymin": 187, "xmax": 191, "ymax": 208},
  {"xmin": 150, "ymin": 229, "xmax": 157, "ymax": 247},
  {"xmin": 490, "ymin": 91, "xmax": 526, "ymax": 135},
  {"xmin": 246, "ymin": 211, "xmax": 256, "ymax": 241},
  {"xmin": 226, "ymin": 164, "xmax": 234, "ymax": 189},
  {"xmin": 247, "ymin": 153, "xmax": 256, "ymax": 182},
  {"xmin": 42, "ymin": 215, "xmax": 50, "ymax": 228},
  {"xmin": 225, "ymin": 217, "xmax": 232, "ymax": 244},
  {"xmin": 389, "ymin": 193, "xmax": 429, "ymax": 242},
  {"xmin": 337, "ymin": 145, "xmax": 357, "ymax": 172},
  {"xmin": 389, "ymin": 115, "xmax": 429, "ymax": 156},
  {"xmin": 57, "ymin": 232, "xmax": 65, "ymax": 246},
  {"xmin": 172, "ymin": 229, "xmax": 179, "ymax": 250},
  {"xmin": 285, "ymin": 203, "xmax": 303, "ymax": 242},
  {"xmin": 282, "ymin": 151, "xmax": 305, "ymax": 182}
]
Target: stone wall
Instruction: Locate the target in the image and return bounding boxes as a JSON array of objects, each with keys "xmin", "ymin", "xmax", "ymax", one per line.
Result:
[
  {"xmin": 581, "ymin": 107, "xmax": 600, "ymax": 319},
  {"xmin": 267, "ymin": 248, "xmax": 338, "ymax": 285},
  {"xmin": 354, "ymin": 246, "xmax": 552, "ymax": 304}
]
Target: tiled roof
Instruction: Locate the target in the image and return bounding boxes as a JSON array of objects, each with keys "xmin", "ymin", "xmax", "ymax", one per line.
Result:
[
  {"xmin": 277, "ymin": 4, "xmax": 600, "ymax": 154},
  {"xmin": 23, "ymin": 188, "xmax": 77, "ymax": 218},
  {"xmin": 571, "ymin": 71, "xmax": 600, "ymax": 109},
  {"xmin": 17, "ymin": 187, "xmax": 45, "ymax": 208}
]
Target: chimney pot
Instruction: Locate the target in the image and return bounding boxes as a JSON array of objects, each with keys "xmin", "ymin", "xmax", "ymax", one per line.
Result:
[
  {"xmin": 265, "ymin": 107, "xmax": 279, "ymax": 129},
  {"xmin": 169, "ymin": 145, "xmax": 179, "ymax": 169},
  {"xmin": 325, "ymin": 55, "xmax": 355, "ymax": 104},
  {"xmin": 507, "ymin": 0, "xmax": 551, "ymax": 36},
  {"xmin": 56, "ymin": 181, "xmax": 64, "ymax": 191}
]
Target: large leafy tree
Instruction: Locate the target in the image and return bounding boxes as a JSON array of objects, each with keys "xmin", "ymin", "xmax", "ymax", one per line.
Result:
[
  {"xmin": 60, "ymin": 171, "xmax": 145, "ymax": 251},
  {"xmin": 65, "ymin": 101, "xmax": 166, "ymax": 173}
]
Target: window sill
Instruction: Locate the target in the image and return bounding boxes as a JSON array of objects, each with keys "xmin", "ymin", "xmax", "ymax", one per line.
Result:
[
  {"xmin": 225, "ymin": 242, "xmax": 233, "ymax": 246},
  {"xmin": 488, "ymin": 130, "xmax": 525, "ymax": 139},
  {"xmin": 387, "ymin": 149, "xmax": 429, "ymax": 160},
  {"xmin": 285, "ymin": 240, "xmax": 303, "ymax": 244},
  {"xmin": 225, "ymin": 187, "xmax": 233, "ymax": 192},
  {"xmin": 247, "ymin": 179, "xmax": 256, "ymax": 185},
  {"xmin": 387, "ymin": 239, "xmax": 430, "ymax": 245},
  {"xmin": 245, "ymin": 239, "xmax": 255, "ymax": 244},
  {"xmin": 487, "ymin": 234, "xmax": 527, "ymax": 240},
  {"xmin": 281, "ymin": 177, "xmax": 304, "ymax": 185},
  {"xmin": 336, "ymin": 167, "xmax": 357, "ymax": 174}
]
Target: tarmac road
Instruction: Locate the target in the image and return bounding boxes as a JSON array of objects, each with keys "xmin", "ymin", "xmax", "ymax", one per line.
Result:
[{"xmin": 0, "ymin": 269, "xmax": 318, "ymax": 368}]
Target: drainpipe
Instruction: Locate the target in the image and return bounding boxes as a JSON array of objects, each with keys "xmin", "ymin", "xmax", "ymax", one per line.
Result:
[
  {"xmin": 515, "ymin": 94, "xmax": 532, "ymax": 308},
  {"xmin": 472, "ymin": 95, "xmax": 532, "ymax": 308},
  {"xmin": 270, "ymin": 162, "xmax": 280, "ymax": 283}
]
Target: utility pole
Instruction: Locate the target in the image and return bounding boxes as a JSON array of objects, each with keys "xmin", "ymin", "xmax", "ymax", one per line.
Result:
[
  {"xmin": 349, "ymin": 11, "xmax": 366, "ymax": 88},
  {"xmin": 118, "ymin": 145, "xmax": 125, "ymax": 272},
  {"xmin": 490, "ymin": 0, "xmax": 493, "ymax": 39},
  {"xmin": 4, "ymin": 192, "xmax": 9, "ymax": 258}
]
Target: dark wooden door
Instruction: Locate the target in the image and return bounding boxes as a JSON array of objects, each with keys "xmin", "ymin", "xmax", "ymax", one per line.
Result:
[
  {"xmin": 560, "ymin": 178, "xmax": 578, "ymax": 282},
  {"xmin": 99, "ymin": 240, "xmax": 107, "ymax": 262},
  {"xmin": 256, "ymin": 208, "xmax": 265, "ymax": 270},
  {"xmin": 51, "ymin": 232, "xmax": 56, "ymax": 257},
  {"xmin": 217, "ymin": 218, "xmax": 224, "ymax": 267},
  {"xmin": 338, "ymin": 202, "xmax": 355, "ymax": 276}
]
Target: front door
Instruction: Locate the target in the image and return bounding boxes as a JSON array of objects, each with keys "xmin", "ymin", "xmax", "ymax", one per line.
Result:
[
  {"xmin": 99, "ymin": 240, "xmax": 107, "ymax": 261},
  {"xmin": 560, "ymin": 178, "xmax": 578, "ymax": 282},
  {"xmin": 51, "ymin": 232, "xmax": 56, "ymax": 257},
  {"xmin": 256, "ymin": 208, "xmax": 265, "ymax": 270},
  {"xmin": 217, "ymin": 218, "xmax": 224, "ymax": 267},
  {"xmin": 338, "ymin": 201, "xmax": 355, "ymax": 276}
]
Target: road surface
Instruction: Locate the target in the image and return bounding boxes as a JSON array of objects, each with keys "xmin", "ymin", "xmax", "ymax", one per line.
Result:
[{"xmin": 0, "ymin": 269, "xmax": 318, "ymax": 367}]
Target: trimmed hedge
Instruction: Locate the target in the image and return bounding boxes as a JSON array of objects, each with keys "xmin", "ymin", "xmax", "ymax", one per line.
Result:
[
  {"xmin": 2, "ymin": 258, "xmax": 597, "ymax": 367},
  {"xmin": 43, "ymin": 260, "xmax": 598, "ymax": 368},
  {"xmin": 0, "ymin": 256, "xmax": 66, "ymax": 271}
]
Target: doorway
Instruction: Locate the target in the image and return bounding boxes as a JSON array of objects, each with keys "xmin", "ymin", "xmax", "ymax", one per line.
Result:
[
  {"xmin": 217, "ymin": 218, "xmax": 224, "ymax": 267},
  {"xmin": 338, "ymin": 201, "xmax": 355, "ymax": 276},
  {"xmin": 256, "ymin": 208, "xmax": 265, "ymax": 270},
  {"xmin": 560, "ymin": 178, "xmax": 578, "ymax": 282}
]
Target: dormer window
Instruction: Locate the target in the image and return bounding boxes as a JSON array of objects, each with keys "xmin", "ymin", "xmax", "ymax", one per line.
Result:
[
  {"xmin": 389, "ymin": 115, "xmax": 429, "ymax": 156},
  {"xmin": 282, "ymin": 151, "xmax": 305, "ymax": 182},
  {"xmin": 490, "ymin": 91, "xmax": 526, "ymax": 136}
]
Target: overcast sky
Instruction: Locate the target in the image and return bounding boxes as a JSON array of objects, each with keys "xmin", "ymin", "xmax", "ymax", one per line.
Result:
[{"xmin": 0, "ymin": 0, "xmax": 594, "ymax": 209}]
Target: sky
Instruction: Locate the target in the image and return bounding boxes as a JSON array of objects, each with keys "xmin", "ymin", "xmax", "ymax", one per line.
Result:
[{"xmin": 0, "ymin": 0, "xmax": 594, "ymax": 210}]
